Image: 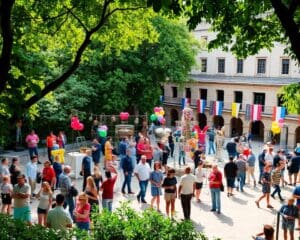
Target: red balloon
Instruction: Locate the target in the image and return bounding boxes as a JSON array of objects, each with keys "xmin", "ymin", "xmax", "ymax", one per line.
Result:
[
  {"xmin": 120, "ymin": 112, "xmax": 130, "ymax": 121},
  {"xmin": 78, "ymin": 123, "xmax": 84, "ymax": 131}
]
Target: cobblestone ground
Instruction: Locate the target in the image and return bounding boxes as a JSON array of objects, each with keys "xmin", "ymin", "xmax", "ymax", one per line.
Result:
[{"xmin": 11, "ymin": 139, "xmax": 298, "ymax": 240}]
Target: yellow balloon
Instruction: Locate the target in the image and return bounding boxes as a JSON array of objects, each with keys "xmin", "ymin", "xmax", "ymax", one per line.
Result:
[
  {"xmin": 160, "ymin": 110, "xmax": 165, "ymax": 116},
  {"xmin": 271, "ymin": 121, "xmax": 279, "ymax": 128},
  {"xmin": 271, "ymin": 125, "xmax": 281, "ymax": 134}
]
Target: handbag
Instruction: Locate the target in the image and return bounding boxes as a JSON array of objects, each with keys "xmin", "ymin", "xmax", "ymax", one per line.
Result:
[
  {"xmin": 36, "ymin": 172, "xmax": 42, "ymax": 184},
  {"xmin": 69, "ymin": 185, "xmax": 79, "ymax": 197},
  {"xmin": 220, "ymin": 183, "xmax": 224, "ymax": 192}
]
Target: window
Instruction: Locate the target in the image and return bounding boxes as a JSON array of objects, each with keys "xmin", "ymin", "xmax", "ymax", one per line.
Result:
[
  {"xmin": 281, "ymin": 59, "xmax": 290, "ymax": 75},
  {"xmin": 201, "ymin": 36, "xmax": 208, "ymax": 42},
  {"xmin": 185, "ymin": 88, "xmax": 191, "ymax": 99},
  {"xmin": 254, "ymin": 92, "xmax": 265, "ymax": 111},
  {"xmin": 201, "ymin": 58, "xmax": 207, "ymax": 73},
  {"xmin": 218, "ymin": 58, "xmax": 225, "ymax": 73},
  {"xmin": 277, "ymin": 94, "xmax": 284, "ymax": 106},
  {"xmin": 217, "ymin": 90, "xmax": 224, "ymax": 101},
  {"xmin": 199, "ymin": 89, "xmax": 207, "ymax": 100},
  {"xmin": 234, "ymin": 91, "xmax": 243, "ymax": 109},
  {"xmin": 172, "ymin": 87, "xmax": 177, "ymax": 98},
  {"xmin": 257, "ymin": 59, "xmax": 266, "ymax": 74},
  {"xmin": 236, "ymin": 59, "xmax": 243, "ymax": 74}
]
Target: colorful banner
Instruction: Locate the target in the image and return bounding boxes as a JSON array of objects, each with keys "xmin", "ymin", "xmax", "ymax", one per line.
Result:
[
  {"xmin": 209, "ymin": 101, "xmax": 214, "ymax": 115},
  {"xmin": 245, "ymin": 104, "xmax": 251, "ymax": 121},
  {"xmin": 231, "ymin": 102, "xmax": 241, "ymax": 118},
  {"xmin": 272, "ymin": 106, "xmax": 286, "ymax": 121},
  {"xmin": 197, "ymin": 99, "xmax": 206, "ymax": 113},
  {"xmin": 209, "ymin": 101, "xmax": 223, "ymax": 116},
  {"xmin": 251, "ymin": 104, "xmax": 262, "ymax": 121},
  {"xmin": 181, "ymin": 98, "xmax": 190, "ymax": 110}
]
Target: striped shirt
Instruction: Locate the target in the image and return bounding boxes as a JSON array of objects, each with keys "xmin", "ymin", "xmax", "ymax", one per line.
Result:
[{"xmin": 271, "ymin": 169, "xmax": 281, "ymax": 185}]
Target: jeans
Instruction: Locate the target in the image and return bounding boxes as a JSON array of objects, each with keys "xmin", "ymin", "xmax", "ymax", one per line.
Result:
[
  {"xmin": 180, "ymin": 194, "xmax": 193, "ymax": 219},
  {"xmin": 76, "ymin": 221, "xmax": 90, "ymax": 231},
  {"xmin": 122, "ymin": 171, "xmax": 132, "ymax": 193},
  {"xmin": 102, "ymin": 199, "xmax": 113, "ymax": 212},
  {"xmin": 178, "ymin": 151, "xmax": 186, "ymax": 165},
  {"xmin": 208, "ymin": 141, "xmax": 216, "ymax": 155},
  {"xmin": 210, "ymin": 188, "xmax": 221, "ymax": 212},
  {"xmin": 169, "ymin": 143, "xmax": 175, "ymax": 157},
  {"xmin": 47, "ymin": 147, "xmax": 53, "ymax": 163},
  {"xmin": 271, "ymin": 184, "xmax": 283, "ymax": 200},
  {"xmin": 137, "ymin": 180, "xmax": 148, "ymax": 201},
  {"xmin": 65, "ymin": 195, "xmax": 75, "ymax": 221},
  {"xmin": 29, "ymin": 147, "xmax": 38, "ymax": 158},
  {"xmin": 237, "ymin": 171, "xmax": 246, "ymax": 191}
]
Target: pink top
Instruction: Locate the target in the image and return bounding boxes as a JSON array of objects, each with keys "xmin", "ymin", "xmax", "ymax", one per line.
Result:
[
  {"xmin": 25, "ymin": 134, "xmax": 39, "ymax": 148},
  {"xmin": 75, "ymin": 203, "xmax": 90, "ymax": 223}
]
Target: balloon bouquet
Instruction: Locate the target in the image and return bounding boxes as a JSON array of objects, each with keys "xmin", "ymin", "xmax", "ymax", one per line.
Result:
[
  {"xmin": 271, "ymin": 118, "xmax": 284, "ymax": 135},
  {"xmin": 98, "ymin": 125, "xmax": 108, "ymax": 138},
  {"xmin": 150, "ymin": 107, "xmax": 166, "ymax": 125},
  {"xmin": 70, "ymin": 116, "xmax": 84, "ymax": 131}
]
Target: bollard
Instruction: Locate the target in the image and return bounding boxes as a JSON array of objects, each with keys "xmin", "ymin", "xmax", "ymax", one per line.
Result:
[{"xmin": 276, "ymin": 211, "xmax": 280, "ymax": 240}]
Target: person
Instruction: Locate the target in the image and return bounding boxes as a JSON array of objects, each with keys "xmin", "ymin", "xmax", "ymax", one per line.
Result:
[
  {"xmin": 209, "ymin": 164, "xmax": 223, "ymax": 214},
  {"xmin": 258, "ymin": 149, "xmax": 267, "ymax": 184},
  {"xmin": 85, "ymin": 176, "xmax": 99, "ymax": 212},
  {"xmin": 136, "ymin": 137, "xmax": 145, "ymax": 164},
  {"xmin": 178, "ymin": 137, "xmax": 186, "ymax": 166},
  {"xmin": 91, "ymin": 138, "xmax": 101, "ymax": 167},
  {"xmin": 193, "ymin": 146, "xmax": 204, "ymax": 173},
  {"xmin": 92, "ymin": 166, "xmax": 103, "ymax": 192},
  {"xmin": 236, "ymin": 154, "xmax": 247, "ymax": 192},
  {"xmin": 12, "ymin": 174, "xmax": 31, "ymax": 224},
  {"xmin": 288, "ymin": 149, "xmax": 300, "ymax": 186},
  {"xmin": 150, "ymin": 161, "xmax": 164, "ymax": 211},
  {"xmin": 74, "ymin": 192, "xmax": 91, "ymax": 231},
  {"xmin": 215, "ymin": 130, "xmax": 225, "ymax": 161},
  {"xmin": 0, "ymin": 158, "xmax": 10, "ymax": 184},
  {"xmin": 255, "ymin": 164, "xmax": 273, "ymax": 209},
  {"xmin": 161, "ymin": 142, "xmax": 170, "ymax": 174},
  {"xmin": 226, "ymin": 137, "xmax": 239, "ymax": 158},
  {"xmin": 25, "ymin": 155, "xmax": 38, "ymax": 198},
  {"xmin": 135, "ymin": 155, "xmax": 151, "ymax": 204},
  {"xmin": 178, "ymin": 167, "xmax": 196, "ymax": 220},
  {"xmin": 25, "ymin": 129, "xmax": 39, "ymax": 160},
  {"xmin": 53, "ymin": 155, "xmax": 62, "ymax": 189},
  {"xmin": 271, "ymin": 162, "xmax": 284, "ymax": 201},
  {"xmin": 247, "ymin": 149, "xmax": 257, "ymax": 187},
  {"xmin": 47, "ymin": 193, "xmax": 73, "ymax": 230},
  {"xmin": 162, "ymin": 168, "xmax": 177, "ymax": 218},
  {"xmin": 144, "ymin": 138, "xmax": 153, "ymax": 168},
  {"xmin": 121, "ymin": 149, "xmax": 134, "ymax": 195},
  {"xmin": 57, "ymin": 131, "xmax": 66, "ymax": 149},
  {"xmin": 280, "ymin": 197, "xmax": 299, "ymax": 240},
  {"xmin": 207, "ymin": 128, "xmax": 216, "ymax": 155},
  {"xmin": 46, "ymin": 131, "xmax": 57, "ymax": 164},
  {"xmin": 36, "ymin": 181, "xmax": 53, "ymax": 226},
  {"xmin": 100, "ymin": 166, "xmax": 118, "ymax": 212},
  {"xmin": 195, "ymin": 161, "xmax": 205, "ymax": 202},
  {"xmin": 42, "ymin": 160, "xmax": 56, "ymax": 190},
  {"xmin": 1, "ymin": 175, "xmax": 13, "ymax": 214},
  {"xmin": 81, "ymin": 149, "xmax": 92, "ymax": 191},
  {"xmin": 224, "ymin": 156, "xmax": 238, "ymax": 197},
  {"xmin": 104, "ymin": 136, "xmax": 114, "ymax": 169},
  {"xmin": 9, "ymin": 157, "xmax": 21, "ymax": 186},
  {"xmin": 59, "ymin": 165, "xmax": 75, "ymax": 220},
  {"xmin": 168, "ymin": 133, "xmax": 175, "ymax": 158},
  {"xmin": 128, "ymin": 139, "xmax": 137, "ymax": 171},
  {"xmin": 252, "ymin": 224, "xmax": 274, "ymax": 240},
  {"xmin": 118, "ymin": 137, "xmax": 128, "ymax": 165}
]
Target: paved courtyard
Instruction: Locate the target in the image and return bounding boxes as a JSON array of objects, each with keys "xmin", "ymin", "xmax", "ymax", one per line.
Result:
[{"xmin": 6, "ymin": 139, "xmax": 299, "ymax": 240}]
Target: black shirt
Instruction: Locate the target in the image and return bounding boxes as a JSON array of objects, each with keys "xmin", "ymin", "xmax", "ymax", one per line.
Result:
[
  {"xmin": 224, "ymin": 161, "xmax": 238, "ymax": 178},
  {"xmin": 162, "ymin": 177, "xmax": 177, "ymax": 193}
]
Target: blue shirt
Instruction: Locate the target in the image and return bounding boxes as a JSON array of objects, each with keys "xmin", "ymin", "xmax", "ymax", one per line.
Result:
[
  {"xmin": 121, "ymin": 155, "xmax": 133, "ymax": 172},
  {"xmin": 92, "ymin": 143, "xmax": 101, "ymax": 162},
  {"xmin": 26, "ymin": 161, "xmax": 37, "ymax": 180},
  {"xmin": 150, "ymin": 170, "xmax": 164, "ymax": 188},
  {"xmin": 293, "ymin": 186, "xmax": 300, "ymax": 206},
  {"xmin": 118, "ymin": 141, "xmax": 128, "ymax": 156},
  {"xmin": 247, "ymin": 154, "xmax": 256, "ymax": 167},
  {"xmin": 82, "ymin": 156, "xmax": 92, "ymax": 174}
]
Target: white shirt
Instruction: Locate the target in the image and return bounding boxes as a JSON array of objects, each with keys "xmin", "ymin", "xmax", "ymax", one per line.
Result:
[
  {"xmin": 180, "ymin": 173, "xmax": 196, "ymax": 195},
  {"xmin": 195, "ymin": 168, "xmax": 205, "ymax": 183},
  {"xmin": 134, "ymin": 162, "xmax": 151, "ymax": 181}
]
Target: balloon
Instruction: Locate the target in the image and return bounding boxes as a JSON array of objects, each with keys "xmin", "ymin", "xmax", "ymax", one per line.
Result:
[
  {"xmin": 150, "ymin": 114, "xmax": 157, "ymax": 122},
  {"xmin": 154, "ymin": 107, "xmax": 160, "ymax": 113},
  {"xmin": 159, "ymin": 110, "xmax": 165, "ymax": 116},
  {"xmin": 99, "ymin": 130, "xmax": 107, "ymax": 137},
  {"xmin": 271, "ymin": 121, "xmax": 280, "ymax": 134},
  {"xmin": 278, "ymin": 118, "xmax": 284, "ymax": 128},
  {"xmin": 71, "ymin": 121, "xmax": 76, "ymax": 130},
  {"xmin": 120, "ymin": 112, "xmax": 130, "ymax": 121},
  {"xmin": 158, "ymin": 116, "xmax": 163, "ymax": 122},
  {"xmin": 160, "ymin": 118, "xmax": 166, "ymax": 125},
  {"xmin": 100, "ymin": 125, "xmax": 108, "ymax": 131},
  {"xmin": 155, "ymin": 111, "xmax": 160, "ymax": 116},
  {"xmin": 77, "ymin": 123, "xmax": 84, "ymax": 131}
]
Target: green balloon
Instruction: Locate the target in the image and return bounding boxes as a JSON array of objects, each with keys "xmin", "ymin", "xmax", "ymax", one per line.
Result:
[
  {"xmin": 150, "ymin": 114, "xmax": 157, "ymax": 122},
  {"xmin": 99, "ymin": 130, "xmax": 107, "ymax": 137}
]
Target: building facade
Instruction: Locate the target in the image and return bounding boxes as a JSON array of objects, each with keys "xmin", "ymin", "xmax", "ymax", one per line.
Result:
[{"xmin": 162, "ymin": 23, "xmax": 300, "ymax": 149}]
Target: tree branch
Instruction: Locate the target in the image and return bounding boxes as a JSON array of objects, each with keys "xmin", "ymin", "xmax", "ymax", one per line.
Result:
[
  {"xmin": 288, "ymin": 0, "xmax": 300, "ymax": 16},
  {"xmin": 66, "ymin": 7, "xmax": 89, "ymax": 32},
  {"xmin": 104, "ymin": 6, "xmax": 147, "ymax": 20},
  {"xmin": 0, "ymin": 0, "xmax": 15, "ymax": 94}
]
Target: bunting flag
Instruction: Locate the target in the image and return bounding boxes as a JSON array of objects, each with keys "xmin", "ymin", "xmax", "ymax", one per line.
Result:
[
  {"xmin": 272, "ymin": 106, "xmax": 286, "ymax": 121},
  {"xmin": 197, "ymin": 99, "xmax": 206, "ymax": 113},
  {"xmin": 251, "ymin": 104, "xmax": 263, "ymax": 121},
  {"xmin": 181, "ymin": 98, "xmax": 190, "ymax": 110},
  {"xmin": 210, "ymin": 101, "xmax": 223, "ymax": 116},
  {"xmin": 245, "ymin": 104, "xmax": 252, "ymax": 121},
  {"xmin": 231, "ymin": 102, "xmax": 241, "ymax": 118}
]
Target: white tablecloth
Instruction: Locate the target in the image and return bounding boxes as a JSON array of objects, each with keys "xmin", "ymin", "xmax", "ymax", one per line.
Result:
[{"xmin": 67, "ymin": 152, "xmax": 85, "ymax": 179}]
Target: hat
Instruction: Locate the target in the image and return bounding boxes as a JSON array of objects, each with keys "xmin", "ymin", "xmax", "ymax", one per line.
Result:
[{"xmin": 17, "ymin": 174, "xmax": 26, "ymax": 179}]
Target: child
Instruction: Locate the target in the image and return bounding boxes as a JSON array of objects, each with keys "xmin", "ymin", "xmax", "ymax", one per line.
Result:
[
  {"xmin": 271, "ymin": 162, "xmax": 284, "ymax": 201},
  {"xmin": 195, "ymin": 161, "xmax": 205, "ymax": 202},
  {"xmin": 1, "ymin": 175, "xmax": 13, "ymax": 214},
  {"xmin": 53, "ymin": 155, "xmax": 62, "ymax": 189}
]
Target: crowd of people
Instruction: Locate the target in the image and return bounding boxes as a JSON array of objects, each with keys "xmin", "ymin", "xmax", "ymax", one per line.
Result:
[{"xmin": 0, "ymin": 127, "xmax": 300, "ymax": 240}]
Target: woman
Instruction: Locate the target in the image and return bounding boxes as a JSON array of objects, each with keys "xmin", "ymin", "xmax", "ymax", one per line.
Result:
[
  {"xmin": 36, "ymin": 181, "xmax": 53, "ymax": 226},
  {"xmin": 150, "ymin": 162, "xmax": 164, "ymax": 212},
  {"xmin": 1, "ymin": 176, "xmax": 13, "ymax": 215},
  {"xmin": 195, "ymin": 161, "xmax": 205, "ymax": 202},
  {"xmin": 162, "ymin": 168, "xmax": 177, "ymax": 218},
  {"xmin": 41, "ymin": 160, "xmax": 56, "ymax": 190},
  {"xmin": 255, "ymin": 164, "xmax": 273, "ymax": 209},
  {"xmin": 57, "ymin": 131, "xmax": 66, "ymax": 149},
  {"xmin": 92, "ymin": 166, "xmax": 103, "ymax": 192},
  {"xmin": 168, "ymin": 134, "xmax": 175, "ymax": 158},
  {"xmin": 74, "ymin": 192, "xmax": 91, "ymax": 231},
  {"xmin": 85, "ymin": 176, "xmax": 99, "ymax": 212},
  {"xmin": 53, "ymin": 155, "xmax": 62, "ymax": 189},
  {"xmin": 209, "ymin": 164, "xmax": 222, "ymax": 214},
  {"xmin": 104, "ymin": 137, "xmax": 113, "ymax": 169},
  {"xmin": 9, "ymin": 157, "xmax": 21, "ymax": 186},
  {"xmin": 144, "ymin": 138, "xmax": 153, "ymax": 168}
]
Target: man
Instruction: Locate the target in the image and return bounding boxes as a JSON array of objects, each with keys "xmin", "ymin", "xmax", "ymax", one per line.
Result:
[
  {"xmin": 25, "ymin": 155, "xmax": 38, "ymax": 197},
  {"xmin": 226, "ymin": 137, "xmax": 239, "ymax": 158},
  {"xmin": 100, "ymin": 166, "xmax": 118, "ymax": 212},
  {"xmin": 247, "ymin": 149, "xmax": 257, "ymax": 187},
  {"xmin": 224, "ymin": 156, "xmax": 238, "ymax": 197},
  {"xmin": 47, "ymin": 193, "xmax": 73, "ymax": 230},
  {"xmin": 258, "ymin": 149, "xmax": 266, "ymax": 184},
  {"xmin": 236, "ymin": 154, "xmax": 247, "ymax": 192},
  {"xmin": 178, "ymin": 167, "xmax": 196, "ymax": 220},
  {"xmin": 81, "ymin": 149, "xmax": 92, "ymax": 191},
  {"xmin": 118, "ymin": 137, "xmax": 128, "ymax": 164},
  {"xmin": 293, "ymin": 184, "xmax": 300, "ymax": 230},
  {"xmin": 288, "ymin": 149, "xmax": 300, "ymax": 186},
  {"xmin": 46, "ymin": 131, "xmax": 57, "ymax": 163},
  {"xmin": 193, "ymin": 146, "xmax": 204, "ymax": 172},
  {"xmin": 91, "ymin": 138, "xmax": 101, "ymax": 167},
  {"xmin": 207, "ymin": 128, "xmax": 216, "ymax": 155},
  {"xmin": 25, "ymin": 129, "xmax": 39, "ymax": 160},
  {"xmin": 121, "ymin": 148, "xmax": 134, "ymax": 194},
  {"xmin": 134, "ymin": 155, "xmax": 151, "ymax": 204},
  {"xmin": 12, "ymin": 174, "xmax": 31, "ymax": 224},
  {"xmin": 209, "ymin": 165, "xmax": 223, "ymax": 214},
  {"xmin": 59, "ymin": 165, "xmax": 74, "ymax": 220}
]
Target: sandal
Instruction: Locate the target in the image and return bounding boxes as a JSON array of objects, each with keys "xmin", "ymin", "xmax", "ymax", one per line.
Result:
[{"xmin": 255, "ymin": 201, "xmax": 260, "ymax": 208}]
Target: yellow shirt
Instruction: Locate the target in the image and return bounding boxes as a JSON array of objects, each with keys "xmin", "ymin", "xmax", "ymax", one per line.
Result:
[{"xmin": 105, "ymin": 141, "xmax": 113, "ymax": 161}]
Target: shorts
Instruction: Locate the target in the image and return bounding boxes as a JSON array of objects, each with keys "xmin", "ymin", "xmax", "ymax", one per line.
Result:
[
  {"xmin": 151, "ymin": 187, "xmax": 162, "ymax": 196},
  {"xmin": 37, "ymin": 207, "xmax": 48, "ymax": 214},
  {"xmin": 226, "ymin": 177, "xmax": 235, "ymax": 188},
  {"xmin": 164, "ymin": 192, "xmax": 176, "ymax": 201},
  {"xmin": 262, "ymin": 184, "xmax": 271, "ymax": 193},
  {"xmin": 13, "ymin": 206, "xmax": 31, "ymax": 222},
  {"xmin": 162, "ymin": 158, "xmax": 168, "ymax": 165},
  {"xmin": 1, "ymin": 193, "xmax": 12, "ymax": 205},
  {"xmin": 195, "ymin": 182, "xmax": 203, "ymax": 190},
  {"xmin": 282, "ymin": 221, "xmax": 295, "ymax": 231}
]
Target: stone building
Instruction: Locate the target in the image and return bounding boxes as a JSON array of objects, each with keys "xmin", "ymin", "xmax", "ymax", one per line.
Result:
[{"xmin": 162, "ymin": 23, "xmax": 300, "ymax": 149}]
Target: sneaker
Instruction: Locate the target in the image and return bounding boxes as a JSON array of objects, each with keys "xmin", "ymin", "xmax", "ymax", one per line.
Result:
[
  {"xmin": 267, "ymin": 205, "xmax": 274, "ymax": 209},
  {"xmin": 137, "ymin": 195, "xmax": 140, "ymax": 203},
  {"xmin": 121, "ymin": 190, "xmax": 126, "ymax": 194},
  {"xmin": 210, "ymin": 209, "xmax": 216, "ymax": 212},
  {"xmin": 128, "ymin": 192, "xmax": 135, "ymax": 194},
  {"xmin": 271, "ymin": 195, "xmax": 275, "ymax": 200},
  {"xmin": 141, "ymin": 199, "xmax": 147, "ymax": 204}
]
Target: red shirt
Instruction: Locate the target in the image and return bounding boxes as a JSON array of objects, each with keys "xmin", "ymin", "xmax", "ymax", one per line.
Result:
[
  {"xmin": 101, "ymin": 175, "xmax": 117, "ymax": 199},
  {"xmin": 209, "ymin": 170, "xmax": 222, "ymax": 189},
  {"xmin": 42, "ymin": 166, "xmax": 56, "ymax": 182},
  {"xmin": 137, "ymin": 143, "xmax": 145, "ymax": 155},
  {"xmin": 46, "ymin": 134, "xmax": 57, "ymax": 148},
  {"xmin": 75, "ymin": 203, "xmax": 90, "ymax": 223}
]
